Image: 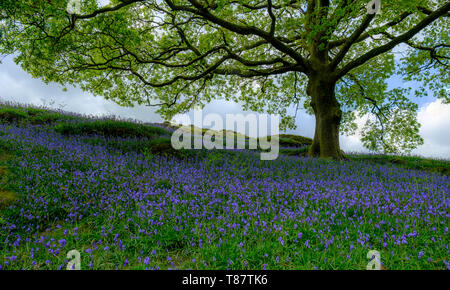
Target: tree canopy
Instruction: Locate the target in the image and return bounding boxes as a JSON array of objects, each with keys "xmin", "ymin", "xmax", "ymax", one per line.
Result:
[{"xmin": 1, "ymin": 0, "xmax": 449, "ymax": 157}]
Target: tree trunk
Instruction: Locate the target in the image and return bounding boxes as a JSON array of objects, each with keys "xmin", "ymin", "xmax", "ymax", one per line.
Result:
[{"xmin": 307, "ymin": 75, "xmax": 343, "ymax": 159}]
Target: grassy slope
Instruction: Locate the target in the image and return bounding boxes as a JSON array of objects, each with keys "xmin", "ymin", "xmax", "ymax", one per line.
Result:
[
  {"xmin": 0, "ymin": 102, "xmax": 448, "ymax": 270},
  {"xmin": 348, "ymin": 154, "xmax": 449, "ymax": 176},
  {"xmin": 1, "ymin": 102, "xmax": 448, "ymax": 175}
]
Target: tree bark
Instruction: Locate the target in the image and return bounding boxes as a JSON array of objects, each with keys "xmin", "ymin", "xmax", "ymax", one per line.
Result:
[{"xmin": 306, "ymin": 75, "xmax": 343, "ymax": 159}]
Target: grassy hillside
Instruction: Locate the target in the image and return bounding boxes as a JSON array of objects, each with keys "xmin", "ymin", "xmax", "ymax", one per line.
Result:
[{"xmin": 0, "ymin": 102, "xmax": 448, "ymax": 270}]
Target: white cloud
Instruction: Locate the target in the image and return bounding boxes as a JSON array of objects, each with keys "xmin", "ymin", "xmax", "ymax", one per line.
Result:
[
  {"xmin": 0, "ymin": 55, "xmax": 163, "ymax": 123},
  {"xmin": 97, "ymin": 0, "xmax": 110, "ymax": 7},
  {"xmin": 339, "ymin": 113, "xmax": 370, "ymax": 155},
  {"xmin": 412, "ymin": 99, "xmax": 450, "ymax": 159}
]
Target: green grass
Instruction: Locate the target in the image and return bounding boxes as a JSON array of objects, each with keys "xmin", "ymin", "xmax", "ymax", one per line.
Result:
[{"xmin": 349, "ymin": 154, "xmax": 450, "ymax": 175}]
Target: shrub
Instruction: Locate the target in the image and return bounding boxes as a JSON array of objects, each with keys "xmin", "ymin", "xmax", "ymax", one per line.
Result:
[
  {"xmin": 25, "ymin": 108, "xmax": 48, "ymax": 116},
  {"xmin": 0, "ymin": 190, "xmax": 17, "ymax": 210},
  {"xmin": 279, "ymin": 134, "xmax": 313, "ymax": 145},
  {"xmin": 54, "ymin": 120, "xmax": 168, "ymax": 138},
  {"xmin": 148, "ymin": 140, "xmax": 178, "ymax": 155},
  {"xmin": 30, "ymin": 113, "xmax": 61, "ymax": 125},
  {"xmin": 0, "ymin": 106, "xmax": 70, "ymax": 125},
  {"xmin": 147, "ymin": 138, "xmax": 195, "ymax": 159},
  {"xmin": 257, "ymin": 134, "xmax": 313, "ymax": 149},
  {"xmin": 0, "ymin": 108, "xmax": 28, "ymax": 124}
]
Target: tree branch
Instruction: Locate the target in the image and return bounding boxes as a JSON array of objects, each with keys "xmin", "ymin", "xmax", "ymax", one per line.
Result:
[
  {"xmin": 337, "ymin": 1, "xmax": 450, "ymax": 78},
  {"xmin": 164, "ymin": 0, "xmax": 310, "ymax": 73},
  {"xmin": 330, "ymin": 13, "xmax": 375, "ymax": 69},
  {"xmin": 328, "ymin": 12, "xmax": 412, "ymax": 49}
]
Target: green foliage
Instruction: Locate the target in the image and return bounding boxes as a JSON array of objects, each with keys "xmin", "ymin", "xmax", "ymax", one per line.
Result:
[
  {"xmin": 29, "ymin": 112, "xmax": 62, "ymax": 125},
  {"xmin": 279, "ymin": 134, "xmax": 313, "ymax": 146},
  {"xmin": 0, "ymin": 104, "xmax": 75, "ymax": 125},
  {"xmin": 360, "ymin": 107, "xmax": 424, "ymax": 154},
  {"xmin": 147, "ymin": 139, "xmax": 196, "ymax": 159},
  {"xmin": 54, "ymin": 120, "xmax": 168, "ymax": 138},
  {"xmin": 256, "ymin": 134, "xmax": 312, "ymax": 149},
  {"xmin": 25, "ymin": 107, "xmax": 49, "ymax": 116},
  {"xmin": 0, "ymin": 108, "xmax": 28, "ymax": 124}
]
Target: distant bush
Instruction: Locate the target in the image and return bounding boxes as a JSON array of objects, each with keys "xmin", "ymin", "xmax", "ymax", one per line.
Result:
[
  {"xmin": 54, "ymin": 120, "xmax": 168, "ymax": 138},
  {"xmin": 144, "ymin": 137, "xmax": 201, "ymax": 159},
  {"xmin": 0, "ymin": 190, "xmax": 17, "ymax": 210},
  {"xmin": 29, "ymin": 112, "xmax": 62, "ymax": 125},
  {"xmin": 25, "ymin": 107, "xmax": 48, "ymax": 116},
  {"xmin": 279, "ymin": 134, "xmax": 313, "ymax": 145},
  {"xmin": 0, "ymin": 106, "xmax": 72, "ymax": 125},
  {"xmin": 0, "ymin": 108, "xmax": 28, "ymax": 124},
  {"xmin": 257, "ymin": 134, "xmax": 313, "ymax": 149},
  {"xmin": 148, "ymin": 138, "xmax": 185, "ymax": 158}
]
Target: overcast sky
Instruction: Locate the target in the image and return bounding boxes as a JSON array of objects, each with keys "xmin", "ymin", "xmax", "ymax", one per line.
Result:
[{"xmin": 1, "ymin": 53, "xmax": 449, "ymax": 159}]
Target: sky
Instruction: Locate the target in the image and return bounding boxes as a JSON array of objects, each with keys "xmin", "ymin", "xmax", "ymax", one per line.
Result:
[{"xmin": 1, "ymin": 54, "xmax": 449, "ymax": 159}]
